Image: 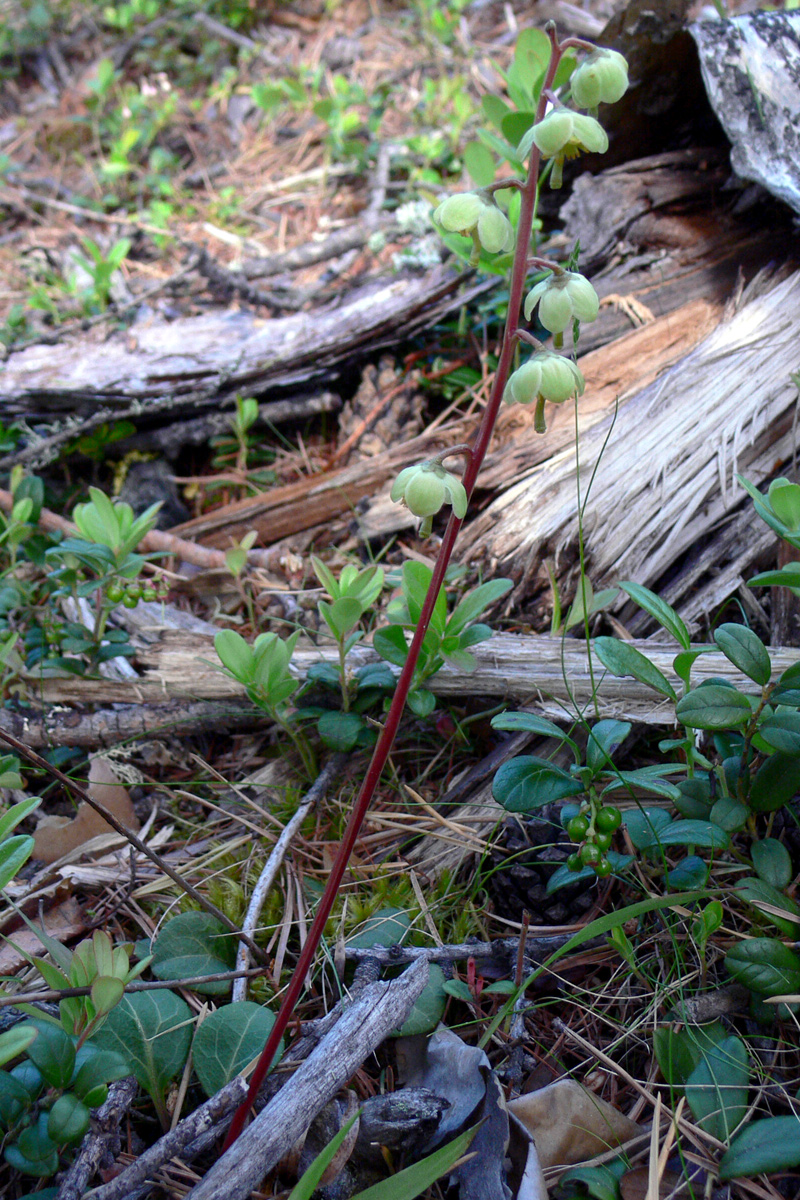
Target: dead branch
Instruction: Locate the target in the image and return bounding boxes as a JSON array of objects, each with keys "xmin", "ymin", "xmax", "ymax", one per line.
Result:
[
  {"xmin": 185, "ymin": 958, "xmax": 430, "ymax": 1200},
  {"xmin": 0, "ymin": 699, "xmax": 263, "ymax": 749},
  {"xmin": 55, "ymin": 1076, "xmax": 139, "ymax": 1200}
]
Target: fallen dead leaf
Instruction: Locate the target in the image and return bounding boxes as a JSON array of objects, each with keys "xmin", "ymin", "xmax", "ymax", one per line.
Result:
[
  {"xmin": 508, "ymin": 1078, "xmax": 642, "ymax": 1168},
  {"xmin": 620, "ymin": 1165, "xmax": 691, "ymax": 1200},
  {"xmin": 33, "ymin": 755, "xmax": 140, "ymax": 864},
  {"xmin": 0, "ymin": 896, "xmax": 85, "ymax": 975}
]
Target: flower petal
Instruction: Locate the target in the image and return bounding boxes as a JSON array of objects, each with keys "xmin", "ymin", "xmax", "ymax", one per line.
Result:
[
  {"xmin": 434, "ymin": 193, "xmax": 483, "ymax": 233},
  {"xmin": 531, "ymin": 111, "xmax": 575, "ymax": 158},
  {"xmin": 571, "ymin": 113, "xmax": 609, "ymax": 154},
  {"xmin": 477, "ymin": 205, "xmax": 513, "ymax": 252}
]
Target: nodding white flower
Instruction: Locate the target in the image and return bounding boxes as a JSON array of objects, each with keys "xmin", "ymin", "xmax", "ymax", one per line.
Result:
[
  {"xmin": 524, "ymin": 271, "xmax": 599, "ymax": 334},
  {"xmin": 433, "ymin": 191, "xmax": 513, "ymax": 254},
  {"xmin": 391, "ymin": 460, "xmax": 468, "ymax": 520},
  {"xmin": 503, "ymin": 351, "xmax": 585, "ymax": 408},
  {"xmin": 571, "ymin": 48, "xmax": 629, "ymax": 109},
  {"xmin": 518, "ymin": 110, "xmax": 608, "ymax": 187}
]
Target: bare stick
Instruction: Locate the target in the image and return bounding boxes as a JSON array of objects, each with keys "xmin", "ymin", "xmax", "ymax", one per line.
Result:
[
  {"xmin": 232, "ymin": 753, "xmax": 347, "ymax": 1002},
  {"xmin": 186, "ymin": 959, "xmax": 430, "ymax": 1200},
  {"xmin": 56, "ymin": 1076, "xmax": 139, "ymax": 1200}
]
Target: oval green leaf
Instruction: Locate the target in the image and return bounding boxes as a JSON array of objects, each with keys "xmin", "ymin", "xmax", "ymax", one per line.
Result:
[{"xmin": 193, "ymin": 1002, "xmax": 283, "ymax": 1098}]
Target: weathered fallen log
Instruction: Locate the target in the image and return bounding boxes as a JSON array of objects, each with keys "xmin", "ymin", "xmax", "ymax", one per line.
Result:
[{"xmin": 26, "ymin": 629, "xmax": 800, "ymax": 724}]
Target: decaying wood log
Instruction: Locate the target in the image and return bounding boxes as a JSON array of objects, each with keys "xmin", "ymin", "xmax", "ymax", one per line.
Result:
[
  {"xmin": 460, "ymin": 268, "xmax": 800, "ymax": 630},
  {"xmin": 185, "ymin": 959, "xmax": 430, "ymax": 1200},
  {"xmin": 0, "ymin": 268, "xmax": 493, "ymax": 421},
  {"xmin": 0, "ymin": 699, "xmax": 262, "ymax": 749},
  {"xmin": 26, "ymin": 628, "xmax": 800, "ymax": 723}
]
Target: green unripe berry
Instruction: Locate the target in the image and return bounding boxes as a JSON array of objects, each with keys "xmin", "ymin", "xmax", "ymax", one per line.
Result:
[
  {"xmin": 567, "ymin": 853, "xmax": 583, "ymax": 873},
  {"xmin": 580, "ymin": 843, "xmax": 601, "ymax": 866},
  {"xmin": 142, "ymin": 587, "xmax": 157, "ymax": 602},
  {"xmin": 596, "ymin": 806, "xmax": 622, "ymax": 833},
  {"xmin": 594, "ymin": 857, "xmax": 613, "ymax": 879},
  {"xmin": 594, "ymin": 831, "xmax": 612, "ymax": 853},
  {"xmin": 566, "ymin": 815, "xmax": 589, "ymax": 843},
  {"xmin": 106, "ymin": 584, "xmax": 125, "ymax": 604},
  {"xmin": 122, "ymin": 592, "xmax": 139, "ymax": 608}
]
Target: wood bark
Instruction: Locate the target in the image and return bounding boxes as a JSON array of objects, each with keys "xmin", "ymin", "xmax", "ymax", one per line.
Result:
[
  {"xmin": 185, "ymin": 958, "xmax": 430, "ymax": 1200},
  {"xmin": 460, "ymin": 269, "xmax": 800, "ymax": 630},
  {"xmin": 26, "ymin": 628, "xmax": 800, "ymax": 723}
]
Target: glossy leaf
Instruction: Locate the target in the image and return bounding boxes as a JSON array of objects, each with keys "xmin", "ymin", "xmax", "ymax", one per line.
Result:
[
  {"xmin": 749, "ymin": 752, "xmax": 800, "ymax": 813},
  {"xmin": 317, "ymin": 711, "xmax": 363, "ymax": 752},
  {"xmin": 736, "ymin": 877, "xmax": 800, "ymax": 937},
  {"xmin": 675, "ymin": 685, "xmax": 752, "ymax": 729},
  {"xmin": 752, "ymin": 838, "xmax": 792, "ymax": 889},
  {"xmin": 492, "ymin": 755, "xmax": 583, "ymax": 812},
  {"xmin": 491, "ymin": 710, "xmax": 575, "ymax": 747},
  {"xmin": 47, "ymin": 1092, "xmax": 90, "ymax": 1146},
  {"xmin": 393, "ymin": 964, "xmax": 447, "ymax": 1037},
  {"xmin": 620, "ymin": 582, "xmax": 690, "ymax": 649},
  {"xmin": 594, "ymin": 637, "xmax": 677, "ymax": 700},
  {"xmin": 586, "ymin": 720, "xmax": 631, "ymax": 773},
  {"xmin": 713, "ymin": 623, "xmax": 771, "ymax": 686},
  {"xmin": 725, "ymin": 937, "xmax": 800, "ymax": 996},
  {"xmin": 23, "ymin": 1020, "xmax": 75, "ymax": 1090}
]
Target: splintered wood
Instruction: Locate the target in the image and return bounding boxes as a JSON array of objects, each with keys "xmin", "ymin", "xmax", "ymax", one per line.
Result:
[{"xmin": 461, "ymin": 269, "xmax": 800, "ymax": 631}]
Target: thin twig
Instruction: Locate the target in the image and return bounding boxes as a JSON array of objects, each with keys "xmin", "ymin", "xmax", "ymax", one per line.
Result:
[
  {"xmin": 0, "ymin": 967, "xmax": 268, "ymax": 1009},
  {"xmin": 0, "ymin": 729, "xmax": 266, "ymax": 964},
  {"xmin": 232, "ymin": 753, "xmax": 348, "ymax": 1002}
]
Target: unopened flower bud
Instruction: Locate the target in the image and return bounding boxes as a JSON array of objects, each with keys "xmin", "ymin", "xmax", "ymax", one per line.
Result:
[
  {"xmin": 391, "ymin": 460, "xmax": 468, "ymax": 527},
  {"xmin": 433, "ymin": 190, "xmax": 513, "ymax": 254},
  {"xmin": 524, "ymin": 270, "xmax": 599, "ymax": 334},
  {"xmin": 571, "ymin": 48, "xmax": 629, "ymax": 109}
]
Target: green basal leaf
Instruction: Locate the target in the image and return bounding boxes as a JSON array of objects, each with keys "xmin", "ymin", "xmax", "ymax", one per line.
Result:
[
  {"xmin": 214, "ymin": 630, "xmax": 254, "ymax": 684},
  {"xmin": 492, "ymin": 755, "xmax": 583, "ymax": 812},
  {"xmin": 347, "ymin": 907, "xmax": 410, "ymax": 951},
  {"xmin": 719, "ymin": 1115, "xmax": 800, "ymax": 1179},
  {"xmin": 463, "ymin": 141, "xmax": 496, "ymax": 186},
  {"xmin": 674, "ymin": 777, "xmax": 713, "ymax": 819},
  {"xmin": 373, "ymin": 624, "xmax": 409, "ymax": 668},
  {"xmin": 317, "ymin": 711, "xmax": 364, "ymax": 752},
  {"xmin": 91, "ymin": 990, "xmax": 192, "ymax": 1108},
  {"xmin": 714, "ymin": 623, "xmax": 771, "ymax": 686},
  {"xmin": 393, "ymin": 963, "xmax": 447, "ymax": 1037},
  {"xmin": 193, "ymin": 1002, "xmax": 283, "ymax": 1098},
  {"xmin": 675, "ymin": 685, "xmax": 752, "ymax": 729},
  {"xmin": 748, "ymin": 565, "xmax": 800, "ymax": 594},
  {"xmin": 442, "ymin": 979, "xmax": 474, "ymax": 1003},
  {"xmin": 653, "ymin": 1022, "xmax": 727, "ymax": 1087},
  {"xmin": 446, "ymin": 578, "xmax": 512, "ymax": 637},
  {"xmin": 751, "ymin": 838, "xmax": 793, "ymax": 889},
  {"xmin": 594, "ymin": 637, "xmax": 677, "ymax": 700},
  {"xmin": 767, "ymin": 661, "xmax": 800, "ymax": 706},
  {"xmin": 725, "ymin": 937, "xmax": 800, "ymax": 997},
  {"xmin": 407, "ymin": 687, "xmax": 436, "ymax": 717},
  {"xmin": 71, "ymin": 1048, "xmax": 131, "ymax": 1103},
  {"xmin": 150, "ymin": 912, "xmax": 236, "ymax": 996},
  {"xmin": 659, "ymin": 820, "xmax": 728, "ymax": 850},
  {"xmin": 0, "ymin": 795, "xmax": 40, "ymax": 844},
  {"xmin": 0, "ymin": 835, "xmax": 35, "ymax": 890},
  {"xmin": 620, "ymin": 582, "xmax": 690, "ymax": 649}
]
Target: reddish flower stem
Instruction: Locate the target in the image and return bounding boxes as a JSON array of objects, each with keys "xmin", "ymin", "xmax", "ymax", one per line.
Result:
[{"xmin": 223, "ymin": 28, "xmax": 565, "ymax": 1151}]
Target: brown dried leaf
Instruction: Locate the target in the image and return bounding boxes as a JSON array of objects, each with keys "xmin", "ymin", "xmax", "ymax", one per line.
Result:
[
  {"xmin": 508, "ymin": 1079, "xmax": 641, "ymax": 1169},
  {"xmin": 620, "ymin": 1165, "xmax": 689, "ymax": 1200},
  {"xmin": 0, "ymin": 896, "xmax": 85, "ymax": 975},
  {"xmin": 33, "ymin": 756, "xmax": 140, "ymax": 864}
]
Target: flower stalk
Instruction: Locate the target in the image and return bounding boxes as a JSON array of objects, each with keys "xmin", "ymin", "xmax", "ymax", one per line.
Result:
[{"xmin": 224, "ymin": 21, "xmax": 615, "ymax": 1150}]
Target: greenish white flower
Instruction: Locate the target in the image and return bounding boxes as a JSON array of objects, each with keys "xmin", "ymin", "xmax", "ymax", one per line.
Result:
[
  {"xmin": 518, "ymin": 110, "xmax": 608, "ymax": 187},
  {"xmin": 503, "ymin": 351, "xmax": 585, "ymax": 408},
  {"xmin": 433, "ymin": 191, "xmax": 513, "ymax": 253},
  {"xmin": 391, "ymin": 461, "xmax": 468, "ymax": 521},
  {"xmin": 524, "ymin": 271, "xmax": 599, "ymax": 334},
  {"xmin": 571, "ymin": 48, "xmax": 629, "ymax": 109}
]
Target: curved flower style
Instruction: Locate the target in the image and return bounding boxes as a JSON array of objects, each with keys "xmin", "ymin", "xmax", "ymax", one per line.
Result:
[
  {"xmin": 433, "ymin": 191, "xmax": 514, "ymax": 254},
  {"xmin": 503, "ymin": 350, "xmax": 585, "ymax": 411},
  {"xmin": 391, "ymin": 460, "xmax": 468, "ymax": 536},
  {"xmin": 571, "ymin": 48, "xmax": 629, "ymax": 109},
  {"xmin": 524, "ymin": 270, "xmax": 599, "ymax": 335},
  {"xmin": 518, "ymin": 110, "xmax": 608, "ymax": 187}
]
